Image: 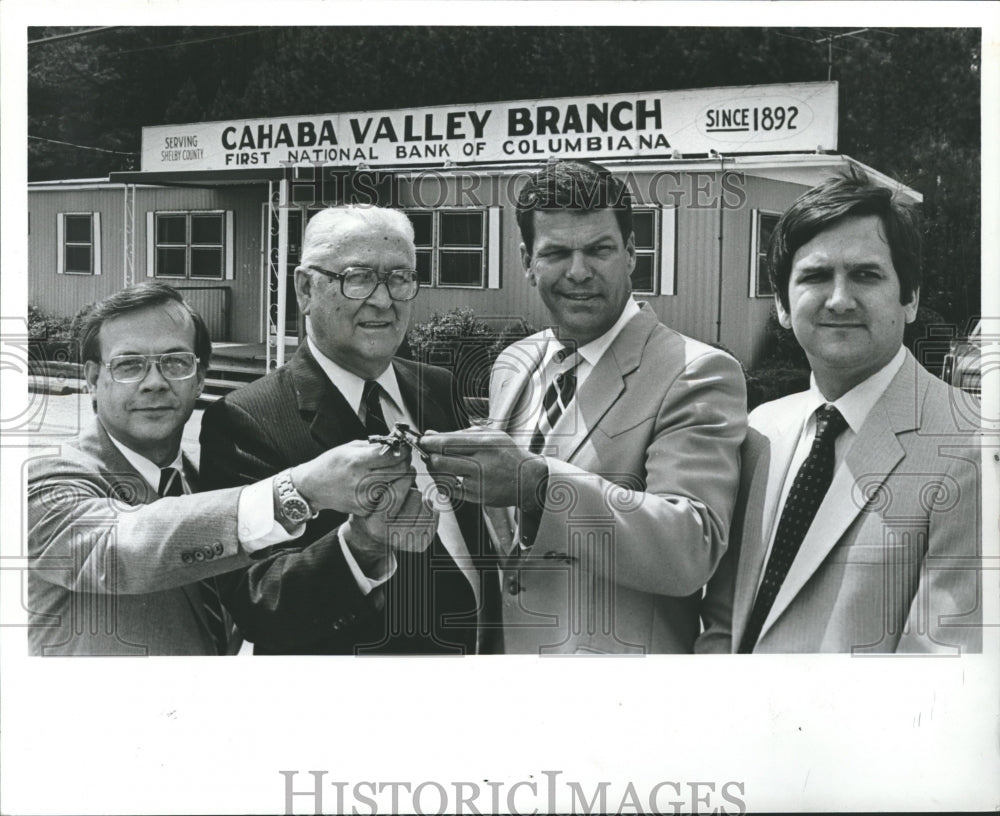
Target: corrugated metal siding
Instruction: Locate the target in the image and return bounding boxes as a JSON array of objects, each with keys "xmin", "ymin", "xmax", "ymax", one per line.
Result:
[
  {"xmin": 30, "ymin": 184, "xmax": 270, "ymax": 343},
  {"xmin": 134, "ymin": 185, "xmax": 268, "ymax": 343},
  {"xmin": 718, "ymin": 174, "xmax": 808, "ymax": 367},
  {"xmin": 29, "ymin": 171, "xmax": 812, "ymax": 362},
  {"xmin": 29, "ymin": 189, "xmax": 127, "ymax": 319}
]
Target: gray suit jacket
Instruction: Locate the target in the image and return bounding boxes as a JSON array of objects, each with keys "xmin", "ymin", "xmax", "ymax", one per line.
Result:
[
  {"xmin": 27, "ymin": 419, "xmax": 251, "ymax": 655},
  {"xmin": 487, "ymin": 303, "xmax": 747, "ymax": 654},
  {"xmin": 698, "ymin": 351, "xmax": 982, "ymax": 654}
]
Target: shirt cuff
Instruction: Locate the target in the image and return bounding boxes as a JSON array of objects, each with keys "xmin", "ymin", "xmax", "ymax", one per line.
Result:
[
  {"xmin": 338, "ymin": 526, "xmax": 397, "ymax": 595},
  {"xmin": 237, "ymin": 478, "xmax": 302, "ymax": 553}
]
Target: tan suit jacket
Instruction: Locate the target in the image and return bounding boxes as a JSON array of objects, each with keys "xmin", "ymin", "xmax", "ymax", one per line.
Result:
[
  {"xmin": 698, "ymin": 351, "xmax": 982, "ymax": 654},
  {"xmin": 487, "ymin": 303, "xmax": 747, "ymax": 654},
  {"xmin": 27, "ymin": 419, "xmax": 250, "ymax": 655}
]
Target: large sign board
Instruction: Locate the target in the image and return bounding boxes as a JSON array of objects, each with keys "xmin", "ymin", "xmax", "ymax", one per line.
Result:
[{"xmin": 141, "ymin": 81, "xmax": 838, "ymax": 172}]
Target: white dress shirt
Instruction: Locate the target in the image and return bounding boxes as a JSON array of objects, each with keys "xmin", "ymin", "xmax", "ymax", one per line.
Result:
[
  {"xmin": 756, "ymin": 345, "xmax": 907, "ymax": 589},
  {"xmin": 510, "ymin": 297, "xmax": 642, "ymax": 444},
  {"xmin": 307, "ymin": 337, "xmax": 477, "ymax": 601}
]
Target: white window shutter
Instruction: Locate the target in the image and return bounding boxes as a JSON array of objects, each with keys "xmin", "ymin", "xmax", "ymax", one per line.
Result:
[
  {"xmin": 659, "ymin": 206, "xmax": 676, "ymax": 296},
  {"xmin": 749, "ymin": 209, "xmax": 760, "ymax": 298},
  {"xmin": 92, "ymin": 212, "xmax": 101, "ymax": 275},
  {"xmin": 487, "ymin": 206, "xmax": 501, "ymax": 289},
  {"xmin": 225, "ymin": 210, "xmax": 235, "ymax": 280},
  {"xmin": 146, "ymin": 212, "xmax": 155, "ymax": 277},
  {"xmin": 56, "ymin": 214, "xmax": 65, "ymax": 274}
]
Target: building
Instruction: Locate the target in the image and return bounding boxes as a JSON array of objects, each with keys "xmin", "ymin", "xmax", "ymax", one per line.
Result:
[{"xmin": 28, "ymin": 81, "xmax": 920, "ymax": 370}]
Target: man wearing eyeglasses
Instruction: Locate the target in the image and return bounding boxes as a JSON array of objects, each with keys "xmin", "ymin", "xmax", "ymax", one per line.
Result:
[
  {"xmin": 27, "ymin": 281, "xmax": 409, "ymax": 655},
  {"xmin": 198, "ymin": 205, "xmax": 496, "ymax": 654}
]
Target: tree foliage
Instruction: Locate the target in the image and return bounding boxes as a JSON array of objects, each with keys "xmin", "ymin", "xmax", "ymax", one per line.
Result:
[{"xmin": 28, "ymin": 26, "xmax": 982, "ymax": 321}]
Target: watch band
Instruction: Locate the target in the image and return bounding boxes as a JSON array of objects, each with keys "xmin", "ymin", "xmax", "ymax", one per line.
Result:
[{"xmin": 273, "ymin": 469, "xmax": 317, "ymax": 530}]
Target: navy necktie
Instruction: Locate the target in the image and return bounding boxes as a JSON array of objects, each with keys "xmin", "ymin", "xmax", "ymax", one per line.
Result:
[
  {"xmin": 159, "ymin": 466, "xmax": 229, "ymax": 655},
  {"xmin": 738, "ymin": 405, "xmax": 848, "ymax": 653},
  {"xmin": 361, "ymin": 380, "xmax": 390, "ymax": 436}
]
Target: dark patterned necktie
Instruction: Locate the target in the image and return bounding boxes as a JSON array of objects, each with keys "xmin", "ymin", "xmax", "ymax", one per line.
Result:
[
  {"xmin": 158, "ymin": 466, "xmax": 229, "ymax": 656},
  {"xmin": 529, "ymin": 348, "xmax": 578, "ymax": 454},
  {"xmin": 361, "ymin": 380, "xmax": 390, "ymax": 436},
  {"xmin": 738, "ymin": 405, "xmax": 848, "ymax": 653}
]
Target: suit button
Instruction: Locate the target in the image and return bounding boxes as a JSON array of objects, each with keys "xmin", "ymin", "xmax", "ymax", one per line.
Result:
[
  {"xmin": 181, "ymin": 553, "xmax": 193, "ymax": 564},
  {"xmin": 204, "ymin": 547, "xmax": 215, "ymax": 560},
  {"xmin": 213, "ymin": 542, "xmax": 224, "ymax": 555},
  {"xmin": 506, "ymin": 576, "xmax": 522, "ymax": 595},
  {"xmin": 194, "ymin": 550, "xmax": 205, "ymax": 561}
]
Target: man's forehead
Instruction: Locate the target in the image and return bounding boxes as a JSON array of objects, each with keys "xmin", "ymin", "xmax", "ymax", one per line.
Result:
[
  {"xmin": 305, "ymin": 219, "xmax": 414, "ymax": 263},
  {"xmin": 532, "ymin": 208, "xmax": 622, "ymax": 242},
  {"xmin": 100, "ymin": 302, "xmax": 195, "ymax": 349}
]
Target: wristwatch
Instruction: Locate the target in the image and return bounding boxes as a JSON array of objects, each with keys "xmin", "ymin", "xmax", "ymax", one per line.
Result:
[{"xmin": 273, "ymin": 469, "xmax": 317, "ymax": 529}]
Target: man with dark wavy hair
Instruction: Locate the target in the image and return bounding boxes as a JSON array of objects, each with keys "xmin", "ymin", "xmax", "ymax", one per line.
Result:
[
  {"xmin": 27, "ymin": 281, "xmax": 405, "ymax": 655},
  {"xmin": 698, "ymin": 168, "xmax": 981, "ymax": 654},
  {"xmin": 423, "ymin": 159, "xmax": 748, "ymax": 654}
]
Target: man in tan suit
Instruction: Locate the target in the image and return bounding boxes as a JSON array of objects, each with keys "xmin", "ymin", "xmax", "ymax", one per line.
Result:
[
  {"xmin": 422, "ymin": 159, "xmax": 748, "ymax": 654},
  {"xmin": 698, "ymin": 169, "xmax": 982, "ymax": 654},
  {"xmin": 28, "ymin": 282, "xmax": 410, "ymax": 655}
]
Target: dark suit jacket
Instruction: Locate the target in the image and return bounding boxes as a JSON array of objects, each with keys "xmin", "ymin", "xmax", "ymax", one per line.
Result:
[
  {"xmin": 698, "ymin": 352, "xmax": 982, "ymax": 653},
  {"xmin": 27, "ymin": 419, "xmax": 250, "ymax": 655},
  {"xmin": 198, "ymin": 344, "xmax": 499, "ymax": 655}
]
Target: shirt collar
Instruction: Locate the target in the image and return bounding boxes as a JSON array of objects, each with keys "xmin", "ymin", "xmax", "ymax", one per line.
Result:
[
  {"xmin": 306, "ymin": 336, "xmax": 403, "ymax": 416},
  {"xmin": 807, "ymin": 345, "xmax": 907, "ymax": 433},
  {"xmin": 542, "ymin": 297, "xmax": 641, "ymax": 369},
  {"xmin": 103, "ymin": 423, "xmax": 184, "ymax": 491}
]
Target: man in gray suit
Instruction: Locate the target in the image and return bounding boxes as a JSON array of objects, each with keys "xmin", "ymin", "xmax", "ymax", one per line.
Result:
[
  {"xmin": 698, "ymin": 169, "xmax": 982, "ymax": 654},
  {"xmin": 27, "ymin": 282, "xmax": 410, "ymax": 655},
  {"xmin": 422, "ymin": 159, "xmax": 748, "ymax": 654}
]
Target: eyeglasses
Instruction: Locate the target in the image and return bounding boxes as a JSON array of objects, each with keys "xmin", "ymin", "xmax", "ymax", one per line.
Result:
[
  {"xmin": 304, "ymin": 265, "xmax": 420, "ymax": 301},
  {"xmin": 103, "ymin": 352, "xmax": 199, "ymax": 383}
]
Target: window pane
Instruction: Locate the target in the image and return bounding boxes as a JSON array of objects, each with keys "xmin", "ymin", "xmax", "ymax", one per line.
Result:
[
  {"xmin": 191, "ymin": 214, "xmax": 223, "ymax": 245},
  {"xmin": 631, "ymin": 255, "xmax": 655, "ymax": 293},
  {"xmin": 407, "ymin": 211, "xmax": 433, "ymax": 247},
  {"xmin": 191, "ymin": 247, "xmax": 223, "ymax": 278},
  {"xmin": 759, "ymin": 214, "xmax": 778, "ymax": 252},
  {"xmin": 756, "ymin": 256, "xmax": 774, "ymax": 296},
  {"xmin": 755, "ymin": 214, "xmax": 778, "ymax": 297},
  {"xmin": 440, "ymin": 211, "xmax": 483, "ymax": 247},
  {"xmin": 157, "ymin": 247, "xmax": 186, "ymax": 277},
  {"xmin": 65, "ymin": 245, "xmax": 92, "ymax": 274},
  {"xmin": 438, "ymin": 250, "xmax": 483, "ymax": 286},
  {"xmin": 632, "ymin": 210, "xmax": 655, "ymax": 249},
  {"xmin": 415, "ymin": 250, "xmax": 433, "ymax": 284},
  {"xmin": 64, "ymin": 215, "xmax": 92, "ymax": 243},
  {"xmin": 157, "ymin": 215, "xmax": 187, "ymax": 244}
]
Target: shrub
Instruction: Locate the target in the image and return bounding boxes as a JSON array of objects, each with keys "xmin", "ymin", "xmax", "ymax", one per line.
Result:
[
  {"xmin": 28, "ymin": 304, "xmax": 74, "ymax": 342},
  {"xmin": 406, "ymin": 308, "xmax": 534, "ymax": 398}
]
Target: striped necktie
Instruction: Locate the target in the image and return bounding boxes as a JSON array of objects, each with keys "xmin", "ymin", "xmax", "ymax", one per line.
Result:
[
  {"xmin": 158, "ymin": 467, "xmax": 229, "ymax": 656},
  {"xmin": 738, "ymin": 405, "xmax": 848, "ymax": 653},
  {"xmin": 529, "ymin": 347, "xmax": 578, "ymax": 454}
]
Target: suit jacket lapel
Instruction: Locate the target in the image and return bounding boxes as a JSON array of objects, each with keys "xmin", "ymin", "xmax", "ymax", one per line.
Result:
[
  {"xmin": 394, "ymin": 359, "xmax": 454, "ymax": 433},
  {"xmin": 288, "ymin": 344, "xmax": 366, "ymax": 449},
  {"xmin": 757, "ymin": 361, "xmax": 916, "ymax": 642},
  {"xmin": 554, "ymin": 305, "xmax": 656, "ymax": 463},
  {"xmin": 86, "ymin": 421, "xmax": 210, "ymax": 631},
  {"xmin": 730, "ymin": 430, "xmax": 778, "ymax": 646}
]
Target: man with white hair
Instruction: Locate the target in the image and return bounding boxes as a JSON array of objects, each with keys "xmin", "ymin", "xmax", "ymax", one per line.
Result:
[{"xmin": 199, "ymin": 206, "xmax": 498, "ymax": 654}]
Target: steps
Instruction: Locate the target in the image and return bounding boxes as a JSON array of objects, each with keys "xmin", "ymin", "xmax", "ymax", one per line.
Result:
[{"xmin": 198, "ymin": 360, "xmax": 265, "ymax": 405}]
